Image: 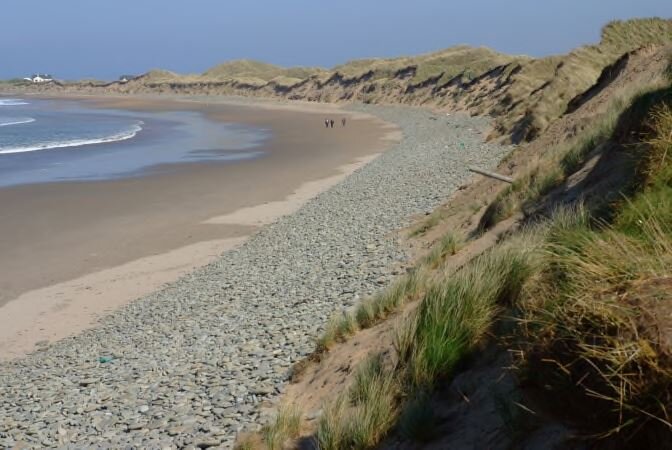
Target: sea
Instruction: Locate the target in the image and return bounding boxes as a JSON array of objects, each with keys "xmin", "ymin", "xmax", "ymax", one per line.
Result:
[{"xmin": 0, "ymin": 97, "xmax": 269, "ymax": 187}]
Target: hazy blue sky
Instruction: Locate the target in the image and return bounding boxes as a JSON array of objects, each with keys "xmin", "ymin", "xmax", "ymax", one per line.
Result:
[{"xmin": 2, "ymin": 0, "xmax": 670, "ymax": 80}]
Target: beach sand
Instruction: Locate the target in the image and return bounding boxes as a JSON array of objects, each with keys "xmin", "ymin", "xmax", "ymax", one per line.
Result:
[{"xmin": 0, "ymin": 96, "xmax": 400, "ymax": 360}]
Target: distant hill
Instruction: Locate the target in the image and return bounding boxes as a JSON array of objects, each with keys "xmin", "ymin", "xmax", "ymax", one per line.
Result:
[
  {"xmin": 203, "ymin": 59, "xmax": 324, "ymax": 85},
  {"xmin": 7, "ymin": 17, "xmax": 672, "ymax": 143}
]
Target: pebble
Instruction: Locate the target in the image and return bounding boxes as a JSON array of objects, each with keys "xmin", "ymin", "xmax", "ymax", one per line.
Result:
[{"xmin": 0, "ymin": 104, "xmax": 510, "ymax": 448}]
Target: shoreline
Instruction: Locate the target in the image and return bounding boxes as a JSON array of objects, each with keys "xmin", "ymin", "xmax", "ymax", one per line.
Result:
[
  {"xmin": 0, "ymin": 94, "xmax": 399, "ymax": 360},
  {"xmin": 0, "ymin": 152, "xmax": 386, "ymax": 361},
  {"xmin": 0, "ymin": 101, "xmax": 510, "ymax": 449}
]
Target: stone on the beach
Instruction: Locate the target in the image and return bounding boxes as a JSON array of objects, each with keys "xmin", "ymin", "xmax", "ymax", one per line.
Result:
[{"xmin": 0, "ymin": 105, "xmax": 509, "ymax": 448}]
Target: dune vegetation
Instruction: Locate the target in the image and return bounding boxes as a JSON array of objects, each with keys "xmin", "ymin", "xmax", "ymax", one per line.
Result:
[
  {"xmin": 203, "ymin": 59, "xmax": 325, "ymax": 86},
  {"xmin": 235, "ymin": 37, "xmax": 672, "ymax": 449},
  {"xmin": 517, "ymin": 98, "xmax": 672, "ymax": 446}
]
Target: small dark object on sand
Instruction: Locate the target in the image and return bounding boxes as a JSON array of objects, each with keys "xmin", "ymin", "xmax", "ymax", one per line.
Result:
[{"xmin": 342, "ymin": 118, "xmax": 347, "ymax": 127}]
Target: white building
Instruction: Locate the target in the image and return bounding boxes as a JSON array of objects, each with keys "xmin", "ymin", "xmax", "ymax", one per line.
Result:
[
  {"xmin": 119, "ymin": 75, "xmax": 137, "ymax": 83},
  {"xmin": 23, "ymin": 74, "xmax": 54, "ymax": 83}
]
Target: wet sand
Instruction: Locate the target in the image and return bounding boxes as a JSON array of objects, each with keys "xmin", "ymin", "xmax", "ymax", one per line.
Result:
[{"xmin": 0, "ymin": 95, "xmax": 399, "ymax": 359}]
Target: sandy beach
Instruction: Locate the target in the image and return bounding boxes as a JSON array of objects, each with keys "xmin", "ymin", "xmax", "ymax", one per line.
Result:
[
  {"xmin": 0, "ymin": 95, "xmax": 399, "ymax": 360},
  {"xmin": 0, "ymin": 102, "xmax": 508, "ymax": 448}
]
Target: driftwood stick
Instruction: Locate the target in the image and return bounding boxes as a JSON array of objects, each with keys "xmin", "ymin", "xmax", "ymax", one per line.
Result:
[{"xmin": 468, "ymin": 167, "xmax": 514, "ymax": 183}]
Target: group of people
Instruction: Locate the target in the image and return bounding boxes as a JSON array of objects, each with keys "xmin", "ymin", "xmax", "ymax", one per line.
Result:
[{"xmin": 324, "ymin": 118, "xmax": 347, "ymax": 128}]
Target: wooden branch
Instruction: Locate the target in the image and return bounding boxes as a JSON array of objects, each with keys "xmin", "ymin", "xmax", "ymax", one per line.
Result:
[{"xmin": 468, "ymin": 167, "xmax": 514, "ymax": 183}]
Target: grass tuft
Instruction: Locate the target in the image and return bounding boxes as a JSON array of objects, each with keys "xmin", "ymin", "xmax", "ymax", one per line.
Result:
[
  {"xmin": 407, "ymin": 245, "xmax": 536, "ymax": 387},
  {"xmin": 336, "ymin": 311, "xmax": 358, "ymax": 337},
  {"xmin": 639, "ymin": 103, "xmax": 672, "ymax": 186},
  {"xmin": 316, "ymin": 267, "xmax": 429, "ymax": 353},
  {"xmin": 316, "ymin": 395, "xmax": 348, "ymax": 450},
  {"xmin": 393, "ymin": 313, "xmax": 419, "ymax": 366},
  {"xmin": 350, "ymin": 353, "xmax": 385, "ymax": 405},
  {"xmin": 316, "ymin": 311, "xmax": 359, "ymax": 352},
  {"xmin": 261, "ymin": 404, "xmax": 302, "ymax": 450},
  {"xmin": 348, "ymin": 369, "xmax": 399, "ymax": 448},
  {"xmin": 423, "ymin": 232, "xmax": 462, "ymax": 268},
  {"xmin": 316, "ymin": 355, "xmax": 399, "ymax": 450},
  {"xmin": 315, "ymin": 316, "xmax": 341, "ymax": 353},
  {"xmin": 354, "ymin": 300, "xmax": 378, "ymax": 330}
]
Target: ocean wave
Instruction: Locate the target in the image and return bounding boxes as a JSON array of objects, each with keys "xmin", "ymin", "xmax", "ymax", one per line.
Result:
[
  {"xmin": 0, "ymin": 99, "xmax": 29, "ymax": 106},
  {"xmin": 0, "ymin": 117, "xmax": 36, "ymax": 127},
  {"xmin": 0, "ymin": 122, "xmax": 143, "ymax": 155}
]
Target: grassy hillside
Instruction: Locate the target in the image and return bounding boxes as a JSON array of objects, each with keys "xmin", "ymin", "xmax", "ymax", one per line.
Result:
[
  {"xmin": 332, "ymin": 45, "xmax": 523, "ymax": 84},
  {"xmin": 140, "ymin": 69, "xmax": 184, "ymax": 83},
  {"xmin": 203, "ymin": 59, "xmax": 324, "ymax": 84},
  {"xmin": 236, "ymin": 39, "xmax": 672, "ymax": 450},
  {"xmin": 492, "ymin": 18, "xmax": 672, "ymax": 141}
]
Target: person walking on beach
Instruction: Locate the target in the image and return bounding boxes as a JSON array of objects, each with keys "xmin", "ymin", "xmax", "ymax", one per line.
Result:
[
  {"xmin": 325, "ymin": 118, "xmax": 330, "ymax": 128},
  {"xmin": 341, "ymin": 117, "xmax": 347, "ymax": 127},
  {"xmin": 330, "ymin": 119, "xmax": 335, "ymax": 128}
]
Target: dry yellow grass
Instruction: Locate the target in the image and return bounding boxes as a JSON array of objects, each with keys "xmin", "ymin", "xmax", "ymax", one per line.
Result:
[{"xmin": 517, "ymin": 95, "xmax": 672, "ymax": 444}]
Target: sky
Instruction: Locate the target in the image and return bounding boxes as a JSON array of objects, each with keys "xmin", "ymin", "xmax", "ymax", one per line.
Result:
[{"xmin": 1, "ymin": 0, "xmax": 670, "ymax": 80}]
